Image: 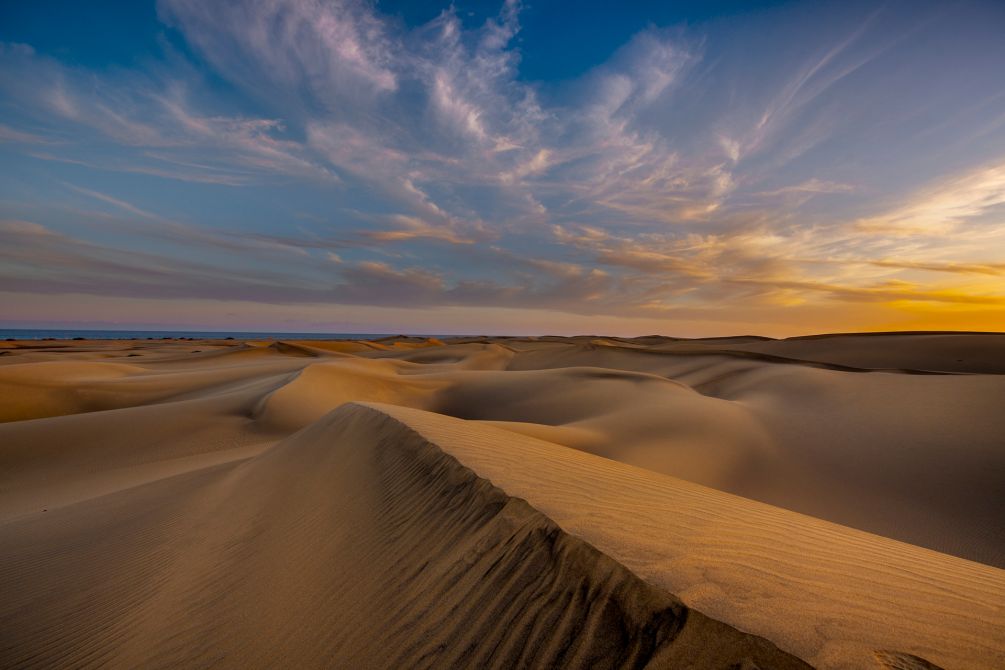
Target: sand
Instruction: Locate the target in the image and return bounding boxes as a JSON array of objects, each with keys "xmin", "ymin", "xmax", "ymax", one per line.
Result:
[{"xmin": 0, "ymin": 333, "xmax": 1003, "ymax": 669}]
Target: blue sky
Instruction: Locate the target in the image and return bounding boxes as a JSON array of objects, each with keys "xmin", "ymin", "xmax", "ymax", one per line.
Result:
[{"xmin": 1, "ymin": 0, "xmax": 1004, "ymax": 335}]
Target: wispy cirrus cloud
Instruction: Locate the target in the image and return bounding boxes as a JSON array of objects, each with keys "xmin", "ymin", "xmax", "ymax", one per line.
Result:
[
  {"xmin": 855, "ymin": 162, "xmax": 1005, "ymax": 236},
  {"xmin": 866, "ymin": 259, "xmax": 1005, "ymax": 276},
  {"xmin": 0, "ymin": 123, "xmax": 58, "ymax": 145},
  {"xmin": 61, "ymin": 183, "xmax": 161, "ymax": 220},
  {"xmin": 27, "ymin": 151, "xmax": 249, "ymax": 186},
  {"xmin": 362, "ymin": 215, "xmax": 491, "ymax": 245},
  {"xmin": 159, "ymin": 0, "xmax": 399, "ymax": 108},
  {"xmin": 0, "ymin": 43, "xmax": 337, "ymax": 183},
  {"xmin": 756, "ymin": 178, "xmax": 855, "ymax": 197}
]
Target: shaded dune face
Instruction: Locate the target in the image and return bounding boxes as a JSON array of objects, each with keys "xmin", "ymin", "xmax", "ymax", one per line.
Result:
[{"xmin": 0, "ymin": 404, "xmax": 807, "ymax": 670}]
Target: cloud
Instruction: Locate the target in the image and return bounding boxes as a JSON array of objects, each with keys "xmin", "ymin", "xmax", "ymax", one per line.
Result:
[
  {"xmin": 867, "ymin": 259, "xmax": 1005, "ymax": 276},
  {"xmin": 2, "ymin": 1, "xmax": 1005, "ymax": 333},
  {"xmin": 0, "ymin": 219, "xmax": 53, "ymax": 237},
  {"xmin": 0, "ymin": 44, "xmax": 336, "ymax": 183},
  {"xmin": 856, "ymin": 162, "xmax": 1005, "ymax": 235},
  {"xmin": 0, "ymin": 218, "xmax": 607, "ymax": 311},
  {"xmin": 159, "ymin": 0, "xmax": 398, "ymax": 107},
  {"xmin": 61, "ymin": 183, "xmax": 160, "ymax": 220},
  {"xmin": 757, "ymin": 178, "xmax": 855, "ymax": 197},
  {"xmin": 739, "ymin": 10, "xmax": 885, "ymax": 160},
  {"xmin": 0, "ymin": 124, "xmax": 57, "ymax": 144},
  {"xmin": 27, "ymin": 152, "xmax": 249, "ymax": 186},
  {"xmin": 362, "ymin": 215, "xmax": 486, "ymax": 245}
]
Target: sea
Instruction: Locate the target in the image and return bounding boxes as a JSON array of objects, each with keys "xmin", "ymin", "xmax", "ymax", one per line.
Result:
[{"xmin": 0, "ymin": 329, "xmax": 425, "ymax": 341}]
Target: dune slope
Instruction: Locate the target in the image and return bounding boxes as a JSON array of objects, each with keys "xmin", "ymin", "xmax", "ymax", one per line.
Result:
[{"xmin": 0, "ymin": 403, "xmax": 806, "ymax": 669}]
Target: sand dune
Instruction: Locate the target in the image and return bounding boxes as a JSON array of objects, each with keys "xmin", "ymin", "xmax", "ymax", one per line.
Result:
[
  {"xmin": 1, "ymin": 333, "xmax": 1003, "ymax": 668},
  {"xmin": 0, "ymin": 343, "xmax": 309, "ymax": 422},
  {"xmin": 0, "ymin": 403, "xmax": 806, "ymax": 669},
  {"xmin": 469, "ymin": 341, "xmax": 1005, "ymax": 565},
  {"xmin": 254, "ymin": 357, "xmax": 445, "ymax": 430},
  {"xmin": 379, "ymin": 403, "xmax": 1004, "ymax": 669}
]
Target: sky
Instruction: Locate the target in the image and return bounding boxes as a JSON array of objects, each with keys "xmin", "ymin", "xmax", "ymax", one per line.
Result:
[{"xmin": 1, "ymin": 0, "xmax": 1004, "ymax": 336}]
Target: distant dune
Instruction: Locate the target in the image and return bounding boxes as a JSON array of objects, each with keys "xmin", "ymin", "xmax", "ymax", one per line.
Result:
[{"xmin": 1, "ymin": 332, "xmax": 1003, "ymax": 669}]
